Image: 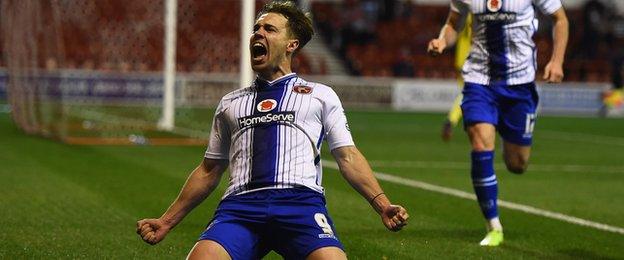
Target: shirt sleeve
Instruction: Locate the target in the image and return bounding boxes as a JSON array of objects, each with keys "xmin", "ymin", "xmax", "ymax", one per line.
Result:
[
  {"xmin": 450, "ymin": 0, "xmax": 470, "ymax": 15},
  {"xmin": 533, "ymin": 0, "xmax": 562, "ymax": 15},
  {"xmin": 322, "ymin": 87, "xmax": 355, "ymax": 150},
  {"xmin": 204, "ymin": 100, "xmax": 231, "ymax": 160}
]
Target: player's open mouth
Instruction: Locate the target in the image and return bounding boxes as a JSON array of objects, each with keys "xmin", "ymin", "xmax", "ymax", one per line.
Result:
[{"xmin": 252, "ymin": 42, "xmax": 267, "ymax": 62}]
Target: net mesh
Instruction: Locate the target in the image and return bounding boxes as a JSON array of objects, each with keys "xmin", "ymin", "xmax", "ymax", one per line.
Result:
[{"xmin": 0, "ymin": 0, "xmax": 249, "ymax": 145}]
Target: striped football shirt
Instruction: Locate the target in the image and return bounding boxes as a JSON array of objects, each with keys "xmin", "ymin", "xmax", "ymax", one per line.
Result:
[
  {"xmin": 204, "ymin": 73, "xmax": 354, "ymax": 198},
  {"xmin": 451, "ymin": 0, "xmax": 562, "ymax": 85}
]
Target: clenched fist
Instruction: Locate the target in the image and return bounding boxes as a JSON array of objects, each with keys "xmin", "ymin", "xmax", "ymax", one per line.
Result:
[
  {"xmin": 136, "ymin": 218, "xmax": 172, "ymax": 245},
  {"xmin": 381, "ymin": 205, "xmax": 409, "ymax": 232},
  {"xmin": 427, "ymin": 39, "xmax": 447, "ymax": 56}
]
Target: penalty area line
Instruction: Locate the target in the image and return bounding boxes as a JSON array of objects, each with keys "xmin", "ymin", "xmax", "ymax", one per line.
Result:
[{"xmin": 322, "ymin": 159, "xmax": 624, "ymax": 235}]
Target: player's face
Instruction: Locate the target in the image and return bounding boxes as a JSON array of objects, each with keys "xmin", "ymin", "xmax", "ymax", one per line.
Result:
[{"xmin": 250, "ymin": 13, "xmax": 295, "ymax": 75}]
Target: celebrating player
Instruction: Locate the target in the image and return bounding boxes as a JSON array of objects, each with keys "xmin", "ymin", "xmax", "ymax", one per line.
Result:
[
  {"xmin": 137, "ymin": 1, "xmax": 408, "ymax": 259},
  {"xmin": 428, "ymin": 0, "xmax": 568, "ymax": 246}
]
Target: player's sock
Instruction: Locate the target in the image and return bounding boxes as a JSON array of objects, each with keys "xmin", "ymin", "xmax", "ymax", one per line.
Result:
[
  {"xmin": 487, "ymin": 217, "xmax": 503, "ymax": 231},
  {"xmin": 471, "ymin": 151, "xmax": 499, "ymax": 221}
]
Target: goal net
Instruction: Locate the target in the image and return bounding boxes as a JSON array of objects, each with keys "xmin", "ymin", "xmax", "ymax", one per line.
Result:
[
  {"xmin": 0, "ymin": 0, "xmax": 246, "ymax": 145},
  {"xmin": 1, "ymin": 0, "xmax": 393, "ymax": 145}
]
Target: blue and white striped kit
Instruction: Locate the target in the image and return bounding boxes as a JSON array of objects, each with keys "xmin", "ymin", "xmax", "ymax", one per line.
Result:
[
  {"xmin": 204, "ymin": 73, "xmax": 354, "ymax": 198},
  {"xmin": 451, "ymin": 0, "xmax": 562, "ymax": 85}
]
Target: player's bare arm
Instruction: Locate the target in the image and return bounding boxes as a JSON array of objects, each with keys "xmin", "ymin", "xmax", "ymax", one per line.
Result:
[
  {"xmin": 543, "ymin": 7, "xmax": 569, "ymax": 83},
  {"xmin": 136, "ymin": 158, "xmax": 228, "ymax": 245},
  {"xmin": 331, "ymin": 146, "xmax": 409, "ymax": 232},
  {"xmin": 428, "ymin": 10, "xmax": 464, "ymax": 56}
]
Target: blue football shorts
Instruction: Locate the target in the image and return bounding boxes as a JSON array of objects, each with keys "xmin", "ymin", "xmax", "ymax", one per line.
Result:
[
  {"xmin": 198, "ymin": 188, "xmax": 343, "ymax": 260},
  {"xmin": 461, "ymin": 81, "xmax": 539, "ymax": 146}
]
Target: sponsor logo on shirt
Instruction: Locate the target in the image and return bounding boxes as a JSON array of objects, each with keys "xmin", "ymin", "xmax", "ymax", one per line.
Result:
[
  {"xmin": 257, "ymin": 99, "xmax": 277, "ymax": 112},
  {"xmin": 238, "ymin": 112, "xmax": 295, "ymax": 128},
  {"xmin": 476, "ymin": 12, "xmax": 516, "ymax": 22}
]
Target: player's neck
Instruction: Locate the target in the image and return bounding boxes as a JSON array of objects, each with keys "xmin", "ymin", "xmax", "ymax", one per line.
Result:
[
  {"xmin": 256, "ymin": 65, "xmax": 292, "ymax": 82},
  {"xmin": 256, "ymin": 73, "xmax": 296, "ymax": 87},
  {"xmin": 257, "ymin": 72, "xmax": 290, "ymax": 82}
]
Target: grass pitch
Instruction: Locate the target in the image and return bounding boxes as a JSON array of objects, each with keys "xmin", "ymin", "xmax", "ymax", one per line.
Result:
[{"xmin": 1, "ymin": 108, "xmax": 623, "ymax": 259}]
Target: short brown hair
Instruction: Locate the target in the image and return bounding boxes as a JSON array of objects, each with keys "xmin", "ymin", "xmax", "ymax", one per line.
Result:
[{"xmin": 258, "ymin": 0, "xmax": 314, "ymax": 51}]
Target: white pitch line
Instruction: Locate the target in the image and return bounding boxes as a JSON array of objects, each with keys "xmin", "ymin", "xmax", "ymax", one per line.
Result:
[
  {"xmin": 322, "ymin": 159, "xmax": 624, "ymax": 235},
  {"xmin": 367, "ymin": 160, "xmax": 624, "ymax": 174}
]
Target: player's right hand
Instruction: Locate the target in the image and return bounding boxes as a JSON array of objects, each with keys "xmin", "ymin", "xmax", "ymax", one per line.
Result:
[
  {"xmin": 136, "ymin": 218, "xmax": 172, "ymax": 245},
  {"xmin": 427, "ymin": 39, "xmax": 446, "ymax": 56}
]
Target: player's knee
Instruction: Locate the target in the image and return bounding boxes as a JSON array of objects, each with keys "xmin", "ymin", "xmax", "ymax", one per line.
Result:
[
  {"xmin": 470, "ymin": 138, "xmax": 493, "ymax": 152},
  {"xmin": 471, "ymin": 144, "xmax": 490, "ymax": 152},
  {"xmin": 469, "ymin": 135, "xmax": 495, "ymax": 151},
  {"xmin": 306, "ymin": 246, "xmax": 347, "ymax": 260},
  {"xmin": 505, "ymin": 159, "xmax": 528, "ymax": 174},
  {"xmin": 187, "ymin": 240, "xmax": 231, "ymax": 260},
  {"xmin": 506, "ymin": 164, "xmax": 526, "ymax": 174}
]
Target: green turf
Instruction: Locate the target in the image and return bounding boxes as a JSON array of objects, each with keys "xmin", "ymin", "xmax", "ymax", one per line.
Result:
[
  {"xmin": 1, "ymin": 109, "xmax": 623, "ymax": 259},
  {"xmin": 63, "ymin": 104, "xmax": 214, "ymax": 138}
]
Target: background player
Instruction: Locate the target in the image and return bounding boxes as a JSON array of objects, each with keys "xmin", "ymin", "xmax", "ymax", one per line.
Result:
[
  {"xmin": 428, "ymin": 0, "xmax": 568, "ymax": 246},
  {"xmin": 137, "ymin": 1, "xmax": 409, "ymax": 259},
  {"xmin": 442, "ymin": 15, "xmax": 472, "ymax": 142}
]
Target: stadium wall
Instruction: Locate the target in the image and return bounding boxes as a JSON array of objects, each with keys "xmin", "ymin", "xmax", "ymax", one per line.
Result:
[
  {"xmin": 3, "ymin": 69, "xmax": 611, "ymax": 116},
  {"xmin": 393, "ymin": 79, "xmax": 610, "ymax": 116}
]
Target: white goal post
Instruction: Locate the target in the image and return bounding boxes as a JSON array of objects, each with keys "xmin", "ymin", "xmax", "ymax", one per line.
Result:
[
  {"xmin": 160, "ymin": 0, "xmax": 255, "ymax": 131},
  {"xmin": 159, "ymin": 0, "xmax": 178, "ymax": 131}
]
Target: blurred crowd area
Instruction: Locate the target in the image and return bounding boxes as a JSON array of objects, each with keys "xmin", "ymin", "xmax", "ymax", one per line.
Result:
[
  {"xmin": 0, "ymin": 0, "xmax": 622, "ymax": 87},
  {"xmin": 0, "ymin": 0, "xmax": 315, "ymax": 74},
  {"xmin": 314, "ymin": 0, "xmax": 624, "ymax": 87}
]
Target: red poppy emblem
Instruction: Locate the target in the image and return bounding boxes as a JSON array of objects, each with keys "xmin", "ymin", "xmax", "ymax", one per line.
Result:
[
  {"xmin": 487, "ymin": 0, "xmax": 502, "ymax": 12},
  {"xmin": 257, "ymin": 99, "xmax": 277, "ymax": 112},
  {"xmin": 293, "ymin": 85, "xmax": 313, "ymax": 94}
]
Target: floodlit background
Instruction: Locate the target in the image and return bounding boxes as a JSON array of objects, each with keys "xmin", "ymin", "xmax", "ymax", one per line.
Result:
[{"xmin": 0, "ymin": 0, "xmax": 623, "ymax": 258}]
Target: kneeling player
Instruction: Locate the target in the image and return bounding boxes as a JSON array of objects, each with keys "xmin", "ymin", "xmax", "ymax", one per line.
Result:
[{"xmin": 137, "ymin": 1, "xmax": 409, "ymax": 259}]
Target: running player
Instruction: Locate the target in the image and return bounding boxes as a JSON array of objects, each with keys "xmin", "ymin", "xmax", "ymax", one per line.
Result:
[{"xmin": 428, "ymin": 0, "xmax": 568, "ymax": 246}]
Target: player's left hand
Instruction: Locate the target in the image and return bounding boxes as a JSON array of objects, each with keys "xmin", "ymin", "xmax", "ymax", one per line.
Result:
[
  {"xmin": 543, "ymin": 61, "xmax": 564, "ymax": 83},
  {"xmin": 381, "ymin": 205, "xmax": 409, "ymax": 232},
  {"xmin": 136, "ymin": 218, "xmax": 172, "ymax": 245}
]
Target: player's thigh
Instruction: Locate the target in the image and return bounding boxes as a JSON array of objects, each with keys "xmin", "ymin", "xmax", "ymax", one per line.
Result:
[
  {"xmin": 269, "ymin": 189, "xmax": 345, "ymax": 259},
  {"xmin": 498, "ymin": 93, "xmax": 535, "ymax": 173},
  {"xmin": 198, "ymin": 198, "xmax": 267, "ymax": 259},
  {"xmin": 306, "ymin": 246, "xmax": 347, "ymax": 260},
  {"xmin": 186, "ymin": 240, "xmax": 231, "ymax": 260},
  {"xmin": 497, "ymin": 83, "xmax": 538, "ymax": 146},
  {"xmin": 461, "ymin": 83, "xmax": 498, "ymax": 127},
  {"xmin": 461, "ymin": 83, "xmax": 498, "ymax": 150}
]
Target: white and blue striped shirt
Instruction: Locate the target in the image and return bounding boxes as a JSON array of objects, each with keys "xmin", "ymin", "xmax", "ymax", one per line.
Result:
[
  {"xmin": 205, "ymin": 73, "xmax": 354, "ymax": 198},
  {"xmin": 451, "ymin": 0, "xmax": 562, "ymax": 85}
]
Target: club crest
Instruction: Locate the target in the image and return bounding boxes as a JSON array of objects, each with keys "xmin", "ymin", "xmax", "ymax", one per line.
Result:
[
  {"xmin": 257, "ymin": 99, "xmax": 277, "ymax": 112},
  {"xmin": 487, "ymin": 0, "xmax": 502, "ymax": 12},
  {"xmin": 293, "ymin": 85, "xmax": 313, "ymax": 94}
]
